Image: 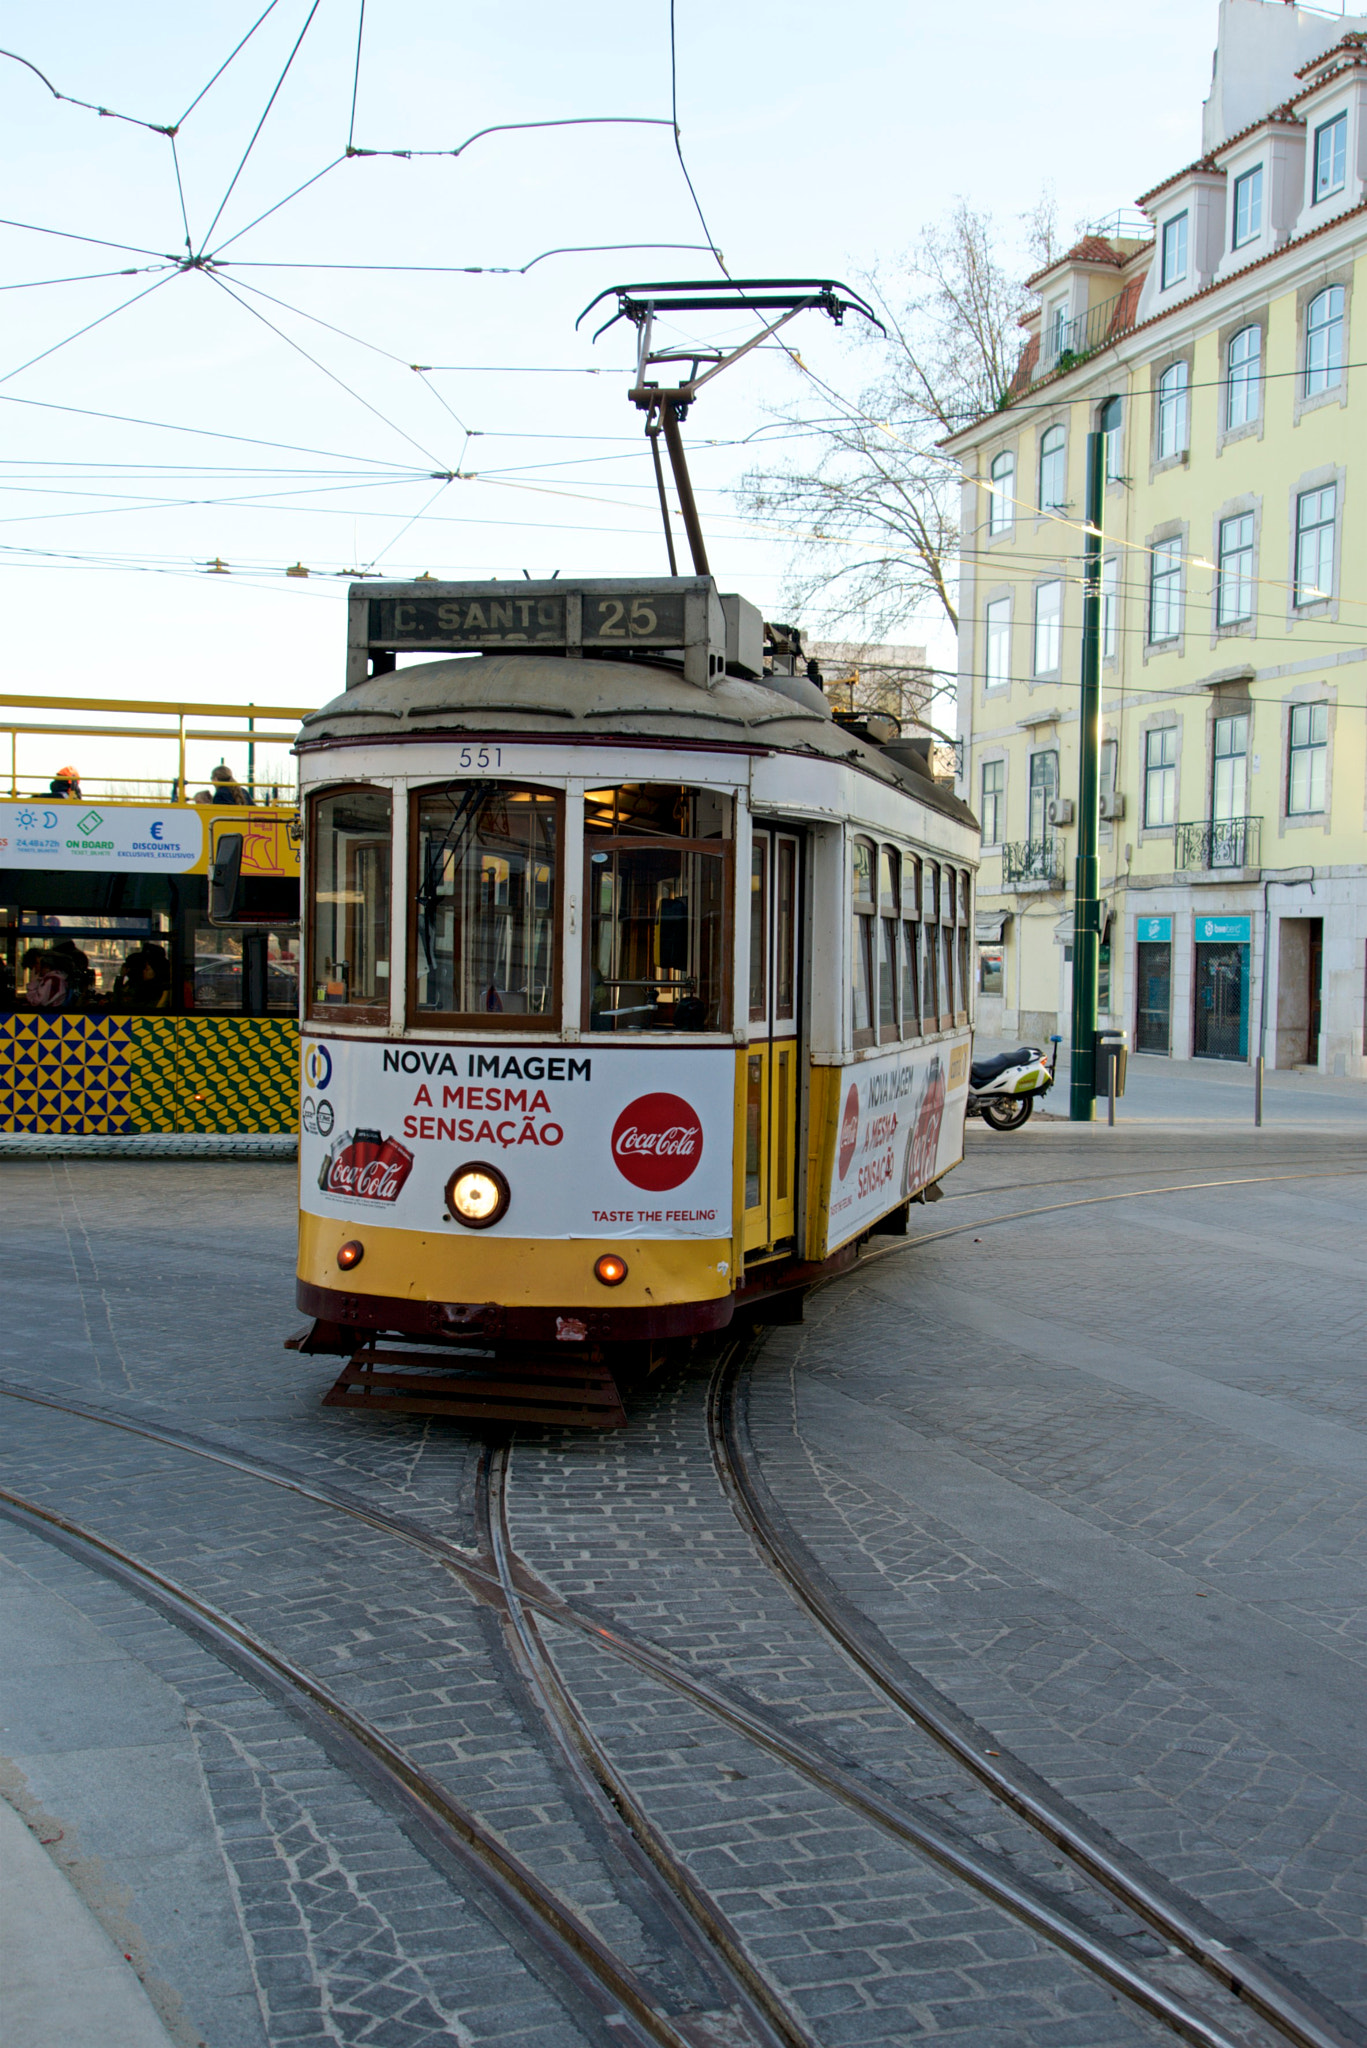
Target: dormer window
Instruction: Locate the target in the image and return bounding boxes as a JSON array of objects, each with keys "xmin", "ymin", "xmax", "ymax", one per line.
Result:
[
  {"xmin": 1161, "ymin": 213, "xmax": 1189, "ymax": 289},
  {"xmin": 1046, "ymin": 296, "xmax": 1069, "ymax": 358},
  {"xmin": 1314, "ymin": 112, "xmax": 1347, "ymax": 202},
  {"xmin": 1232, "ymin": 165, "xmax": 1263, "ymax": 247}
]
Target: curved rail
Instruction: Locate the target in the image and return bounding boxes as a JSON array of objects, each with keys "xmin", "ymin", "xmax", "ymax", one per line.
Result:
[
  {"xmin": 708, "ymin": 1349, "xmax": 1361, "ymax": 2048},
  {"xmin": 0, "ymin": 1482, "xmax": 710, "ymax": 2048},
  {"xmin": 480, "ymin": 1443, "xmax": 815, "ymax": 2048},
  {"xmin": 0, "ymin": 1376, "xmax": 1287, "ymax": 2048}
]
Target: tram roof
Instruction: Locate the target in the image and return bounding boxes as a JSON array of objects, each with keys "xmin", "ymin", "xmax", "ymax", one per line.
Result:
[{"xmin": 298, "ymin": 652, "xmax": 978, "ymax": 830}]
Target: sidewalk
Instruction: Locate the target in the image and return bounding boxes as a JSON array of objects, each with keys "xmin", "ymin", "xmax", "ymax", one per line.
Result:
[
  {"xmin": 974, "ymin": 1036, "xmax": 1367, "ymax": 1127},
  {"xmin": 0, "ymin": 1793, "xmax": 177, "ymax": 2048}
]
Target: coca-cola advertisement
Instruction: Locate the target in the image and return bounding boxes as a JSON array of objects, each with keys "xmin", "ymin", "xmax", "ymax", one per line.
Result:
[
  {"xmin": 611, "ymin": 1093, "xmax": 703, "ymax": 1192},
  {"xmin": 318, "ymin": 1128, "xmax": 415, "ymax": 1204},
  {"xmin": 299, "ymin": 1038, "xmax": 732, "ymax": 1238},
  {"xmin": 825, "ymin": 1035, "xmax": 969, "ymax": 1253}
]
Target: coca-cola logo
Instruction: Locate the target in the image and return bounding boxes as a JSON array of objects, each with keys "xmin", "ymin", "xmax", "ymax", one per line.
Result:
[
  {"xmin": 837, "ymin": 1082, "xmax": 860, "ymax": 1180},
  {"xmin": 611, "ymin": 1092, "xmax": 703, "ymax": 1192},
  {"xmin": 321, "ymin": 1130, "xmax": 414, "ymax": 1204}
]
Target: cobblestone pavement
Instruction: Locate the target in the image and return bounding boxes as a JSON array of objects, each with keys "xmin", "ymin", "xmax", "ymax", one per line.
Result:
[{"xmin": 0, "ymin": 1131, "xmax": 1362, "ymax": 2046}]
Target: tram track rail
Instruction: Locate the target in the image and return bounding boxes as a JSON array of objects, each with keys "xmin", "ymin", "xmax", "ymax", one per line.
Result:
[
  {"xmin": 1, "ymin": 1166, "xmax": 1362, "ymax": 2048},
  {"xmin": 0, "ymin": 1367, "xmax": 1345, "ymax": 2048}
]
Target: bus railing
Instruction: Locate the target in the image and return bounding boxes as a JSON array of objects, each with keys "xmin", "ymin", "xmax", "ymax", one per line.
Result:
[{"xmin": 0, "ymin": 692, "xmax": 313, "ymax": 801}]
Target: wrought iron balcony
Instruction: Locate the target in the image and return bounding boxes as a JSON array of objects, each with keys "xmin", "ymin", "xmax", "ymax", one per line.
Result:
[
  {"xmin": 1040, "ymin": 287, "xmax": 1138, "ymax": 375},
  {"xmin": 1175, "ymin": 816, "xmax": 1261, "ymax": 872},
  {"xmin": 1001, "ymin": 837, "xmax": 1063, "ymax": 886}
]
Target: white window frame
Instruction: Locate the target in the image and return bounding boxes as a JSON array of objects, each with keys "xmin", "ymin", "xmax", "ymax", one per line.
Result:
[
  {"xmin": 1156, "ymin": 361, "xmax": 1189, "ymax": 459},
  {"xmin": 1226, "ymin": 326, "xmax": 1261, "ymax": 430},
  {"xmin": 1232, "ymin": 165, "xmax": 1263, "ymax": 247},
  {"xmin": 1101, "ymin": 556, "xmax": 1118, "ymax": 660},
  {"xmin": 1033, "ymin": 580, "xmax": 1062, "ymax": 675},
  {"xmin": 980, "ymin": 759, "xmax": 1005, "ymax": 846},
  {"xmin": 1212, "ymin": 713, "xmax": 1248, "ymax": 823},
  {"xmin": 1217, "ymin": 513, "xmax": 1255, "ymax": 626},
  {"xmin": 988, "ymin": 450, "xmax": 1014, "ymax": 536},
  {"xmin": 1149, "ymin": 539, "xmax": 1182, "ymax": 644},
  {"xmin": 1313, "ymin": 112, "xmax": 1347, "ymax": 204},
  {"xmin": 1287, "ymin": 701, "xmax": 1328, "ymax": 814},
  {"xmin": 1305, "ymin": 286, "xmax": 1345, "ymax": 396},
  {"xmin": 1144, "ymin": 726, "xmax": 1177, "ymax": 829},
  {"xmin": 1294, "ymin": 485, "xmax": 1336, "ymax": 606},
  {"xmin": 1038, "ymin": 426, "xmax": 1066, "ymax": 511},
  {"xmin": 985, "ymin": 597, "xmax": 1011, "ymax": 689},
  {"xmin": 1161, "ymin": 212, "xmax": 1189, "ymax": 289}
]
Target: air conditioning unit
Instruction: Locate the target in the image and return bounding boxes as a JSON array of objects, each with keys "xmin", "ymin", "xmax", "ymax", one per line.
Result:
[
  {"xmin": 1099, "ymin": 791, "xmax": 1126, "ymax": 820},
  {"xmin": 1047, "ymin": 797, "xmax": 1074, "ymax": 826}
]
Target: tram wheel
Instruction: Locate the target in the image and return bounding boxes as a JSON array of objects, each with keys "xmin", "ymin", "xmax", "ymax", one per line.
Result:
[{"xmin": 980, "ymin": 1094, "xmax": 1033, "ymax": 1131}]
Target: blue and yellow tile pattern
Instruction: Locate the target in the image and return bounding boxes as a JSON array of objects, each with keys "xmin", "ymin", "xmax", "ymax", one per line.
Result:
[{"xmin": 1, "ymin": 1013, "xmax": 297, "ymax": 1135}]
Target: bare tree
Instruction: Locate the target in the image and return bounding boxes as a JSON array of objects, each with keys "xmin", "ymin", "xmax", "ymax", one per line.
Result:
[{"xmin": 741, "ymin": 198, "xmax": 1055, "ymax": 645}]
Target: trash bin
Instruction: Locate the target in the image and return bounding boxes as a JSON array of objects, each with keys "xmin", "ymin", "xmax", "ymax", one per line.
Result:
[{"xmin": 1094, "ymin": 1029, "xmax": 1127, "ymax": 1098}]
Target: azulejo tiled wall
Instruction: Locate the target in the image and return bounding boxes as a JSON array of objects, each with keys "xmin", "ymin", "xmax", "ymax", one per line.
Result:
[{"xmin": 1, "ymin": 1014, "xmax": 298, "ymax": 1134}]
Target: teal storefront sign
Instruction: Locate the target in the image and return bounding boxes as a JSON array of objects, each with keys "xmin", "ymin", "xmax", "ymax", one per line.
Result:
[
  {"xmin": 1195, "ymin": 914, "xmax": 1251, "ymax": 944},
  {"xmin": 1136, "ymin": 915, "xmax": 1172, "ymax": 943}
]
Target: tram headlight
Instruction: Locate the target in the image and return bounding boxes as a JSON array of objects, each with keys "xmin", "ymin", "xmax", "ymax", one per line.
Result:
[
  {"xmin": 594, "ymin": 1253, "xmax": 628, "ymax": 1286},
  {"xmin": 445, "ymin": 1162, "xmax": 510, "ymax": 1230}
]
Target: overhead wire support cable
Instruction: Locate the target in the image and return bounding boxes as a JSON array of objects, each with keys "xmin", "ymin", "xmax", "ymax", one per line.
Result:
[
  {"xmin": 345, "ymin": 114, "xmax": 673, "ymax": 160},
  {"xmin": 197, "ymin": 0, "xmax": 323, "ymax": 253},
  {"xmin": 0, "ymin": 270, "xmax": 178, "ymax": 389},
  {"xmin": 174, "ymin": 0, "xmax": 283, "ymax": 131},
  {"xmin": 346, "ymin": 0, "xmax": 366, "ymax": 151},
  {"xmin": 0, "ymin": 47, "xmax": 172, "ymax": 135},
  {"xmin": 216, "ymin": 241, "xmax": 716, "ymax": 275}
]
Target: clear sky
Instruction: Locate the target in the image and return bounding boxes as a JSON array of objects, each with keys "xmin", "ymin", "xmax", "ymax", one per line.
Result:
[{"xmin": 0, "ymin": 0, "xmax": 1252, "ymax": 779}]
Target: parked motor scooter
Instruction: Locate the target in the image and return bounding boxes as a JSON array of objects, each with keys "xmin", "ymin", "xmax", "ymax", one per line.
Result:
[{"xmin": 966, "ymin": 1042, "xmax": 1056, "ymax": 1131}]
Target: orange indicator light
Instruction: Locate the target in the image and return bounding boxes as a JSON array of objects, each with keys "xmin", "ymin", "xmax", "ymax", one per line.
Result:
[
  {"xmin": 594, "ymin": 1253, "xmax": 628, "ymax": 1286},
  {"xmin": 336, "ymin": 1240, "xmax": 364, "ymax": 1270}
]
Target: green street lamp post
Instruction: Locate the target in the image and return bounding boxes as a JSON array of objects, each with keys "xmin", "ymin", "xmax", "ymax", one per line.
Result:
[{"xmin": 1069, "ymin": 398, "xmax": 1120, "ymax": 1121}]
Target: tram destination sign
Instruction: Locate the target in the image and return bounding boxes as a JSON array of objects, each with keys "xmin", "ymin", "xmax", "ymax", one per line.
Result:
[{"xmin": 350, "ymin": 576, "xmax": 729, "ymax": 688}]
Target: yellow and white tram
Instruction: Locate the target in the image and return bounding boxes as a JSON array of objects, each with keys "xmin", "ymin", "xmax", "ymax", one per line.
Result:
[{"xmin": 292, "ymin": 576, "xmax": 978, "ymax": 1424}]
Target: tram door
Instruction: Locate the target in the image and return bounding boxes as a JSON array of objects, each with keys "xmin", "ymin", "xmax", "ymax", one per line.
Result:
[{"xmin": 744, "ymin": 828, "xmax": 801, "ymax": 1255}]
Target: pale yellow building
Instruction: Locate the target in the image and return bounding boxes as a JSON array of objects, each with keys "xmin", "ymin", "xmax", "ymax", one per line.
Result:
[{"xmin": 948, "ymin": 0, "xmax": 1367, "ymax": 1075}]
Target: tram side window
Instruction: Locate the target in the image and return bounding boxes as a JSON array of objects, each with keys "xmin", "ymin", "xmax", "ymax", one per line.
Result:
[
  {"xmin": 585, "ymin": 784, "xmax": 732, "ymax": 1033},
  {"xmin": 413, "ymin": 784, "xmax": 559, "ymax": 1025},
  {"xmin": 940, "ymin": 873, "xmax": 956, "ymax": 1030},
  {"xmin": 877, "ymin": 847, "xmax": 900, "ymax": 1044},
  {"xmin": 901, "ymin": 856, "xmax": 921, "ymax": 1038},
  {"xmin": 956, "ymin": 871, "xmax": 971, "ymax": 1023},
  {"xmin": 309, "ymin": 786, "xmax": 392, "ymax": 1022},
  {"xmin": 850, "ymin": 838, "xmax": 876, "ymax": 1048},
  {"xmin": 921, "ymin": 861, "xmax": 940, "ymax": 1028}
]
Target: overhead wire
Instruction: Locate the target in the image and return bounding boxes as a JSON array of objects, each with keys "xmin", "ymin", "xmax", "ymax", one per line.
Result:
[
  {"xmin": 346, "ymin": 0, "xmax": 366, "ymax": 153},
  {"xmin": 0, "ymin": 47, "xmax": 170, "ymax": 136},
  {"xmin": 197, "ymin": 0, "xmax": 323, "ymax": 253},
  {"xmin": 0, "ymin": 389, "xmax": 434, "ymax": 469},
  {"xmin": 346, "ymin": 115, "xmax": 673, "ymax": 160},
  {"xmin": 0, "ymin": 270, "xmax": 178, "ymax": 389},
  {"xmin": 217, "ymin": 242, "xmax": 717, "ymax": 275}
]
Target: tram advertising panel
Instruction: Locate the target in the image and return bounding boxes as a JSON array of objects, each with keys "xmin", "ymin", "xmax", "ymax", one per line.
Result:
[
  {"xmin": 300, "ymin": 1036, "xmax": 734, "ymax": 1239},
  {"xmin": 824, "ymin": 1036, "xmax": 971, "ymax": 1253}
]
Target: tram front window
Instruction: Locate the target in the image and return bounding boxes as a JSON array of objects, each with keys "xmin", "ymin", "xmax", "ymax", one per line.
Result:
[
  {"xmin": 585, "ymin": 784, "xmax": 731, "ymax": 1033},
  {"xmin": 413, "ymin": 784, "xmax": 559, "ymax": 1024},
  {"xmin": 308, "ymin": 786, "xmax": 391, "ymax": 1021}
]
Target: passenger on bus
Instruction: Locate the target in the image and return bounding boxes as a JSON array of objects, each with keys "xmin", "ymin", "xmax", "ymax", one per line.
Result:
[
  {"xmin": 112, "ymin": 942, "xmax": 171, "ymax": 1013},
  {"xmin": 48, "ymin": 766, "xmax": 81, "ymax": 798},
  {"xmin": 22, "ymin": 949, "xmax": 70, "ymax": 1010},
  {"xmin": 210, "ymin": 763, "xmax": 250, "ymax": 805},
  {"xmin": 50, "ymin": 938, "xmax": 92, "ymax": 1008}
]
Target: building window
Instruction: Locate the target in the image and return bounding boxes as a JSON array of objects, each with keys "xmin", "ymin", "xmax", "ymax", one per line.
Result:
[
  {"xmin": 1149, "ymin": 538, "xmax": 1182, "ymax": 642},
  {"xmin": 1028, "ymin": 750, "xmax": 1058, "ymax": 843},
  {"xmin": 1101, "ymin": 556, "xmax": 1118, "ymax": 659},
  {"xmin": 1047, "ymin": 296, "xmax": 1069, "ymax": 359},
  {"xmin": 985, "ymin": 597, "xmax": 1011, "ymax": 688},
  {"xmin": 1217, "ymin": 513, "xmax": 1255, "ymax": 626},
  {"xmin": 988, "ymin": 450, "xmax": 1014, "ymax": 535},
  {"xmin": 1104, "ymin": 408, "xmax": 1123, "ymax": 480},
  {"xmin": 980, "ymin": 759, "xmax": 1004, "ymax": 845},
  {"xmin": 1038, "ymin": 426, "xmax": 1066, "ymax": 510},
  {"xmin": 1156, "ymin": 360, "xmax": 1189, "ymax": 458},
  {"xmin": 1226, "ymin": 325, "xmax": 1262, "ymax": 429},
  {"xmin": 1295, "ymin": 484, "xmax": 1336, "ymax": 604},
  {"xmin": 1033, "ymin": 580, "xmax": 1062, "ymax": 674},
  {"xmin": 1313, "ymin": 112, "xmax": 1347, "ymax": 203},
  {"xmin": 1100, "ymin": 738, "xmax": 1118, "ymax": 815},
  {"xmin": 1144, "ymin": 727, "xmax": 1178, "ymax": 828},
  {"xmin": 1161, "ymin": 212, "xmax": 1189, "ymax": 289},
  {"xmin": 1212, "ymin": 713, "xmax": 1248, "ymax": 822},
  {"xmin": 1305, "ymin": 285, "xmax": 1345, "ymax": 394},
  {"xmin": 1232, "ymin": 164, "xmax": 1263, "ymax": 246},
  {"xmin": 1287, "ymin": 701, "xmax": 1328, "ymax": 814}
]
